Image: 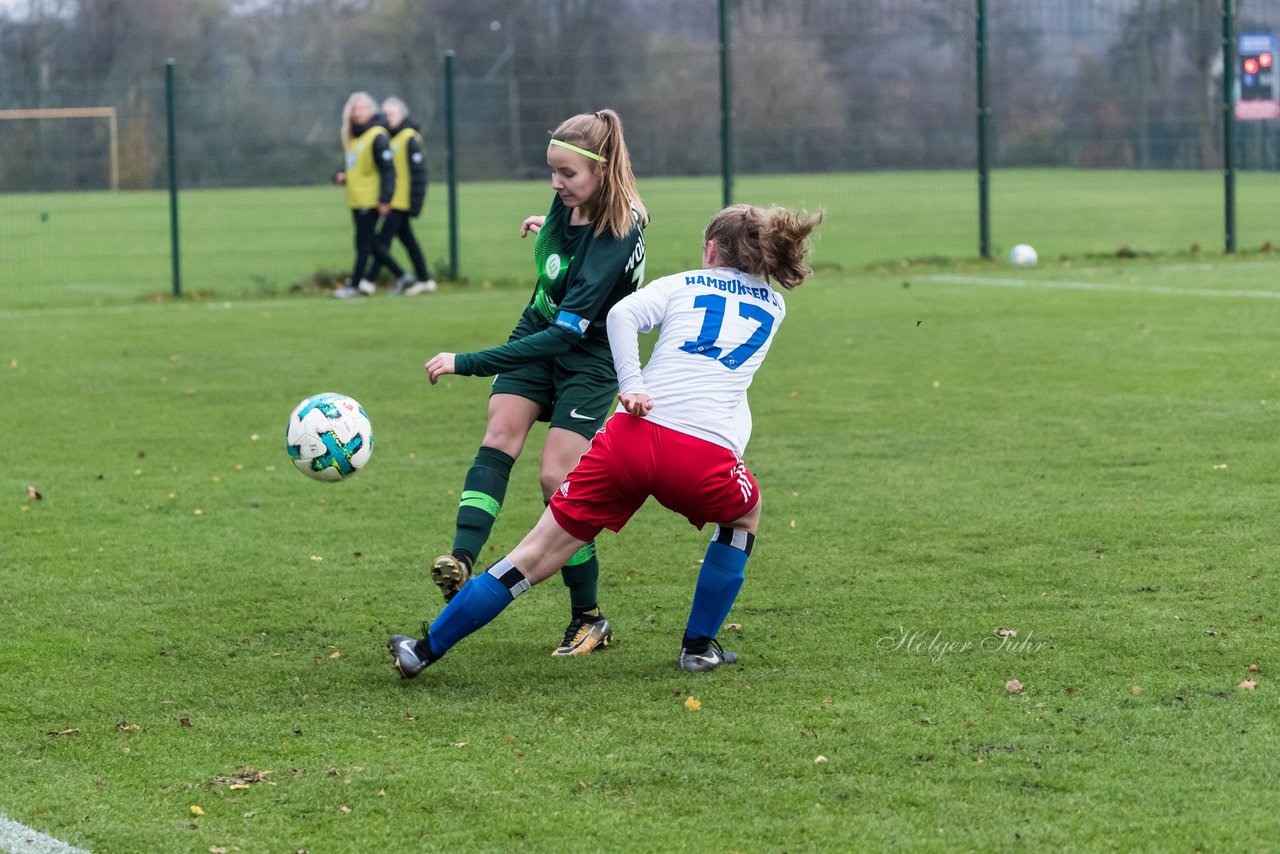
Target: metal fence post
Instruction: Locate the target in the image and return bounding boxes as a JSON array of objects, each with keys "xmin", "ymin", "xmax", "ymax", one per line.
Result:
[
  {"xmin": 165, "ymin": 58, "xmax": 181, "ymax": 296},
  {"xmin": 719, "ymin": 0, "xmax": 733, "ymax": 209},
  {"xmin": 976, "ymin": 0, "xmax": 991, "ymax": 260},
  {"xmin": 445, "ymin": 50, "xmax": 459, "ymax": 279},
  {"xmin": 1221, "ymin": 0, "xmax": 1236, "ymax": 254}
]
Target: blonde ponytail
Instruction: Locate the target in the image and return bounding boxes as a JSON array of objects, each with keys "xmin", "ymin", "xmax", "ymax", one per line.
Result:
[{"xmin": 549, "ymin": 109, "xmax": 648, "ymax": 239}]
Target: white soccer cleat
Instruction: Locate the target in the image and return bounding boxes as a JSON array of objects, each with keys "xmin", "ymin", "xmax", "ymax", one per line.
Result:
[{"xmin": 405, "ymin": 279, "xmax": 438, "ymax": 296}]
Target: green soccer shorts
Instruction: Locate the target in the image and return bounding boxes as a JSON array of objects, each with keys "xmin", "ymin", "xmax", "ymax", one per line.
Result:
[{"xmin": 491, "ymin": 352, "xmax": 618, "ymax": 440}]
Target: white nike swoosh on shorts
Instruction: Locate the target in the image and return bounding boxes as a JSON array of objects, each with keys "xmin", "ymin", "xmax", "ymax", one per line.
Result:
[{"xmin": 568, "ymin": 409, "xmax": 595, "ymax": 420}]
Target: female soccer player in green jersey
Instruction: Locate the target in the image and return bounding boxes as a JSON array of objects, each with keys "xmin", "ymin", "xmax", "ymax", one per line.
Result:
[{"xmin": 422, "ymin": 109, "xmax": 648, "ymax": 656}]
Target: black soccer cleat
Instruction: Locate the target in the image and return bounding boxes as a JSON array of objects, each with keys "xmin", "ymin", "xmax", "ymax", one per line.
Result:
[{"xmin": 551, "ymin": 615, "xmax": 613, "ymax": 656}]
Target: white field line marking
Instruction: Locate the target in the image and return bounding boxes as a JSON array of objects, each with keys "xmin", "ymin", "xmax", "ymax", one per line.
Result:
[
  {"xmin": 0, "ymin": 289, "xmax": 505, "ymax": 321},
  {"xmin": 921, "ymin": 274, "xmax": 1280, "ymax": 301},
  {"xmin": 0, "ymin": 299, "xmax": 316, "ymax": 321},
  {"xmin": 0, "ymin": 813, "xmax": 91, "ymax": 854}
]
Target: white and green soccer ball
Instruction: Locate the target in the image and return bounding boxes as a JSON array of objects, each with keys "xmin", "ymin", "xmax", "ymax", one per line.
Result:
[
  {"xmin": 1009, "ymin": 243, "xmax": 1038, "ymax": 267},
  {"xmin": 286, "ymin": 393, "xmax": 373, "ymax": 482}
]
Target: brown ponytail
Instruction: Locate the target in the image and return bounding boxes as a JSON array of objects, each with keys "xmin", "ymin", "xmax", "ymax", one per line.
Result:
[
  {"xmin": 703, "ymin": 205, "xmax": 824, "ymax": 290},
  {"xmin": 549, "ymin": 108, "xmax": 648, "ymax": 239}
]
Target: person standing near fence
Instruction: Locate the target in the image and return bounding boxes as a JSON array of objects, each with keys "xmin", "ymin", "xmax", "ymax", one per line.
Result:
[
  {"xmin": 420, "ymin": 109, "xmax": 648, "ymax": 657},
  {"xmin": 387, "ymin": 203, "xmax": 824, "ymax": 679},
  {"xmin": 369, "ymin": 97, "xmax": 438, "ymax": 296},
  {"xmin": 332, "ymin": 91, "xmax": 396, "ymax": 299}
]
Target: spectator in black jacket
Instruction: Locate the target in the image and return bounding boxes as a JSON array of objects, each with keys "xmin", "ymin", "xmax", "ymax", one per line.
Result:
[
  {"xmin": 372, "ymin": 97, "xmax": 438, "ymax": 295},
  {"xmin": 333, "ymin": 91, "xmax": 397, "ymax": 298}
]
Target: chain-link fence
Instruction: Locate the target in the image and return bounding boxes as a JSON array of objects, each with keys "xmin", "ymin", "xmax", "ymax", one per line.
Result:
[{"xmin": 2, "ymin": 0, "xmax": 1278, "ymax": 308}]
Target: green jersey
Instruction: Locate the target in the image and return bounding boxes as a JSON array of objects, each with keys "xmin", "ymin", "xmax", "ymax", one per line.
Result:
[{"xmin": 454, "ymin": 195, "xmax": 646, "ymax": 377}]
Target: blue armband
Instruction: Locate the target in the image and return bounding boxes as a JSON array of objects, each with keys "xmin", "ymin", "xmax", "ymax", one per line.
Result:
[{"xmin": 554, "ymin": 311, "xmax": 590, "ymax": 335}]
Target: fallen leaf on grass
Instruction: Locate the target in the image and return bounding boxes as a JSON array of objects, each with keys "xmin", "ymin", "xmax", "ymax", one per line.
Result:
[
  {"xmin": 328, "ymin": 651, "xmax": 341, "ymax": 659},
  {"xmin": 1004, "ymin": 680, "xmax": 1024, "ymax": 693},
  {"xmin": 180, "ymin": 717, "xmax": 193, "ymax": 728},
  {"xmin": 684, "ymin": 696, "xmax": 702, "ymax": 712},
  {"xmin": 190, "ymin": 805, "xmax": 205, "ymax": 816},
  {"xmin": 47, "ymin": 728, "xmax": 79, "ymax": 737},
  {"xmin": 1247, "ymin": 663, "xmax": 1261, "ymax": 673},
  {"xmin": 26, "ymin": 485, "xmax": 42, "ymax": 500},
  {"xmin": 116, "ymin": 721, "xmax": 140, "ymax": 733},
  {"xmin": 337, "ymin": 805, "xmax": 351, "ymax": 814},
  {"xmin": 994, "ymin": 627, "xmax": 1017, "ymax": 638},
  {"xmin": 211, "ymin": 767, "xmax": 271, "ymax": 787},
  {"xmin": 814, "ymin": 755, "xmax": 828, "ymax": 764},
  {"xmin": 1238, "ymin": 680, "xmax": 1257, "ymax": 690},
  {"xmin": 1130, "ymin": 685, "xmax": 1142, "ymax": 695},
  {"xmin": 723, "ymin": 623, "xmax": 743, "ymax": 631}
]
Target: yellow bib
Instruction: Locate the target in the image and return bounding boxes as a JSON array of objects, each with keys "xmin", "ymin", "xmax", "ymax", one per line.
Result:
[
  {"xmin": 388, "ymin": 127, "xmax": 423, "ymax": 212},
  {"xmin": 344, "ymin": 125, "xmax": 388, "ymax": 209}
]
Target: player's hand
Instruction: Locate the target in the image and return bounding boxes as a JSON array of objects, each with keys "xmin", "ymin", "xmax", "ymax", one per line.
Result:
[
  {"xmin": 425, "ymin": 353, "xmax": 457, "ymax": 385},
  {"xmin": 618, "ymin": 392, "xmax": 653, "ymax": 417},
  {"xmin": 333, "ymin": 171, "xmax": 346, "ymax": 186},
  {"xmin": 520, "ymin": 216, "xmax": 546, "ymax": 238},
  {"xmin": 378, "ymin": 202, "xmax": 391, "ymax": 217}
]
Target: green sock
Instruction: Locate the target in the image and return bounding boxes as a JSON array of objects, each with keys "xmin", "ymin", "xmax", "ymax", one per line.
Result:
[
  {"xmin": 452, "ymin": 446, "xmax": 515, "ymax": 564},
  {"xmin": 561, "ymin": 541, "xmax": 600, "ymax": 616}
]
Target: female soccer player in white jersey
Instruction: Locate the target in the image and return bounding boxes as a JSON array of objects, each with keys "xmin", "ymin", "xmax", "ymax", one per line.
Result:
[{"xmin": 389, "ymin": 203, "xmax": 823, "ymax": 677}]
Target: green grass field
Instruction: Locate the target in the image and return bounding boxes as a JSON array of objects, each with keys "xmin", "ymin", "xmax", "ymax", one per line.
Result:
[
  {"xmin": 4, "ymin": 243, "xmax": 1280, "ymax": 850},
  {"xmin": 2, "ymin": 169, "xmax": 1278, "ymax": 310}
]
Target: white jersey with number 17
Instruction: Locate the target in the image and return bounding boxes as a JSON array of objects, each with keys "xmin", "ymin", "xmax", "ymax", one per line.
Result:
[{"xmin": 605, "ymin": 266, "xmax": 786, "ymax": 456}]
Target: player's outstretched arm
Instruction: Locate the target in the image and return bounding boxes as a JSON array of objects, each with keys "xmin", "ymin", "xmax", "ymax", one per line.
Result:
[{"xmin": 425, "ymin": 352, "xmax": 456, "ymax": 384}]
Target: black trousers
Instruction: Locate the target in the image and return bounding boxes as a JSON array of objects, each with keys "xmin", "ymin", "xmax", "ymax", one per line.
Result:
[
  {"xmin": 369, "ymin": 209, "xmax": 430, "ymax": 282},
  {"xmin": 351, "ymin": 208, "xmax": 403, "ymax": 282}
]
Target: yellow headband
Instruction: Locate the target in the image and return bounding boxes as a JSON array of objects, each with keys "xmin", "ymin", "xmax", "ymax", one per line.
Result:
[{"xmin": 550, "ymin": 138, "xmax": 606, "ymax": 162}]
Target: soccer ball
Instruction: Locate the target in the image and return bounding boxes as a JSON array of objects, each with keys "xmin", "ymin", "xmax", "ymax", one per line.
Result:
[
  {"xmin": 285, "ymin": 393, "xmax": 373, "ymax": 482},
  {"xmin": 1009, "ymin": 243, "xmax": 1038, "ymax": 267}
]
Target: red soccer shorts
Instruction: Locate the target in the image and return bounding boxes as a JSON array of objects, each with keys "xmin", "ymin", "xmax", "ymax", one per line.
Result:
[{"xmin": 549, "ymin": 412, "xmax": 760, "ymax": 541}]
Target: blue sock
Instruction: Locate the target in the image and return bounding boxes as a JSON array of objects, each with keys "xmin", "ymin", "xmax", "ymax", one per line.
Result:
[
  {"xmin": 427, "ymin": 557, "xmax": 531, "ymax": 658},
  {"xmin": 684, "ymin": 527, "xmax": 752, "ymax": 643}
]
